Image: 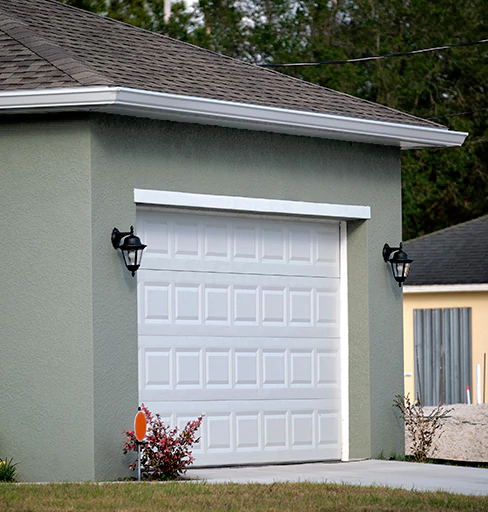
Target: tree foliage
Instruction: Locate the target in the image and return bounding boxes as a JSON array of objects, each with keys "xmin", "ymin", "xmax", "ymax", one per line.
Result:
[{"xmin": 58, "ymin": 0, "xmax": 488, "ymax": 240}]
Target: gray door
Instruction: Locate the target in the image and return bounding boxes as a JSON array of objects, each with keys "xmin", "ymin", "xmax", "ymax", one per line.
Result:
[{"xmin": 414, "ymin": 308, "xmax": 471, "ymax": 406}]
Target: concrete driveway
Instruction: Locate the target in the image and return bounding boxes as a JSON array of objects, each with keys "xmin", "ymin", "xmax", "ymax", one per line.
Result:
[{"xmin": 187, "ymin": 460, "xmax": 488, "ymax": 496}]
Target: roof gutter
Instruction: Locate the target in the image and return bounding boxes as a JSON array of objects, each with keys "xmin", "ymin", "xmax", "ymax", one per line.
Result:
[
  {"xmin": 404, "ymin": 284, "xmax": 488, "ymax": 293},
  {"xmin": 0, "ymin": 86, "xmax": 468, "ymax": 149}
]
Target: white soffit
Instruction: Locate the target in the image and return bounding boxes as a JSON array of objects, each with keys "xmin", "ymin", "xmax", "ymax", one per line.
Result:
[
  {"xmin": 404, "ymin": 284, "xmax": 488, "ymax": 294},
  {"xmin": 134, "ymin": 189, "xmax": 371, "ymax": 220},
  {"xmin": 0, "ymin": 86, "xmax": 468, "ymax": 149}
]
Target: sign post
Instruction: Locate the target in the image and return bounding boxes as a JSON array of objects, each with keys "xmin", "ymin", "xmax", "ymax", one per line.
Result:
[{"xmin": 134, "ymin": 407, "xmax": 147, "ymax": 481}]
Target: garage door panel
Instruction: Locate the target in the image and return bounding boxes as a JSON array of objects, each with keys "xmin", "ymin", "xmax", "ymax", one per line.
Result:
[
  {"xmin": 138, "ymin": 211, "xmax": 339, "ymax": 277},
  {"xmin": 137, "ymin": 210, "xmax": 343, "ymax": 465},
  {"xmin": 138, "ymin": 271, "xmax": 340, "ymax": 338},
  {"xmin": 142, "ymin": 399, "xmax": 341, "ymax": 465},
  {"xmin": 139, "ymin": 339, "xmax": 341, "ymax": 401}
]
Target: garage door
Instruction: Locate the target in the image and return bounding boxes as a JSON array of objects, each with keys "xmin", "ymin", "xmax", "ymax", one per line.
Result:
[{"xmin": 137, "ymin": 209, "xmax": 342, "ymax": 465}]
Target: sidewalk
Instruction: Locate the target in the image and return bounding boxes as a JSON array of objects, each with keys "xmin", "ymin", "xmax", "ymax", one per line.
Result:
[{"xmin": 187, "ymin": 460, "xmax": 488, "ymax": 495}]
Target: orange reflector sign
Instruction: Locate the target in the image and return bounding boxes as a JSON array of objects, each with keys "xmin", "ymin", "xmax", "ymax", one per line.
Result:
[{"xmin": 134, "ymin": 409, "xmax": 147, "ymax": 442}]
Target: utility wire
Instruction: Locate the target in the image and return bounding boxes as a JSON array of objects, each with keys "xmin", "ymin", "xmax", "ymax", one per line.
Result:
[
  {"xmin": 260, "ymin": 38, "xmax": 488, "ymax": 67},
  {"xmin": 428, "ymin": 107, "xmax": 488, "ymax": 120}
]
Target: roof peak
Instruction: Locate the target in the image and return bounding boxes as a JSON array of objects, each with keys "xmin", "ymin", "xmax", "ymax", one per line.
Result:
[{"xmin": 405, "ymin": 213, "xmax": 488, "ymax": 244}]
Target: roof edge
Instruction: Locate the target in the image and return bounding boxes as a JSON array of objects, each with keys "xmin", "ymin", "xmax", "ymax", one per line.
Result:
[
  {"xmin": 0, "ymin": 86, "xmax": 469, "ymax": 149},
  {"xmin": 404, "ymin": 283, "xmax": 488, "ymax": 293},
  {"xmin": 404, "ymin": 213, "xmax": 488, "ymax": 245}
]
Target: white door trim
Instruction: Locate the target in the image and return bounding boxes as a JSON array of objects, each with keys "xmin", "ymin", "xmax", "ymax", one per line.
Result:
[
  {"xmin": 339, "ymin": 221, "xmax": 349, "ymax": 461},
  {"xmin": 134, "ymin": 189, "xmax": 370, "ymax": 220},
  {"xmin": 135, "ymin": 189, "xmax": 359, "ymax": 462}
]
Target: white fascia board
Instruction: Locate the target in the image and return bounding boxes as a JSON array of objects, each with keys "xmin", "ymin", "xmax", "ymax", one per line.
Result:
[
  {"xmin": 0, "ymin": 86, "xmax": 118, "ymax": 110},
  {"xmin": 134, "ymin": 189, "xmax": 371, "ymax": 220},
  {"xmin": 0, "ymin": 86, "xmax": 468, "ymax": 149},
  {"xmin": 404, "ymin": 284, "xmax": 488, "ymax": 294}
]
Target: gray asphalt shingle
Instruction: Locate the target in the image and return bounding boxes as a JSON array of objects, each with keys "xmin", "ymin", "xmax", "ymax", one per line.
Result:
[
  {"xmin": 404, "ymin": 215, "xmax": 488, "ymax": 285},
  {"xmin": 0, "ymin": 0, "xmax": 443, "ymax": 129}
]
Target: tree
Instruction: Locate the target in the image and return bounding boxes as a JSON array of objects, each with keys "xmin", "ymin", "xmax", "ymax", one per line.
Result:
[{"xmin": 57, "ymin": 0, "xmax": 488, "ymax": 239}]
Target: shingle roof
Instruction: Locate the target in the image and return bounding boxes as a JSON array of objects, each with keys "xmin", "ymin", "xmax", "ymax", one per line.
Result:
[
  {"xmin": 403, "ymin": 215, "xmax": 488, "ymax": 286},
  {"xmin": 0, "ymin": 0, "xmax": 443, "ymax": 129}
]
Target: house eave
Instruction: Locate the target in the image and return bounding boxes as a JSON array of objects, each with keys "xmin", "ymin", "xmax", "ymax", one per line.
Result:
[
  {"xmin": 0, "ymin": 86, "xmax": 469, "ymax": 149},
  {"xmin": 403, "ymin": 283, "xmax": 488, "ymax": 294}
]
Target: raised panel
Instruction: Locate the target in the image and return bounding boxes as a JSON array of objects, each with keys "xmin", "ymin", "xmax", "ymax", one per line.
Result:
[
  {"xmin": 289, "ymin": 288, "xmax": 313, "ymax": 325},
  {"xmin": 204, "ymin": 223, "xmax": 229, "ymax": 259},
  {"xmin": 262, "ymin": 228, "xmax": 285, "ymax": 262},
  {"xmin": 206, "ymin": 351, "xmax": 231, "ymax": 387},
  {"xmin": 143, "ymin": 284, "xmax": 171, "ymax": 323},
  {"xmin": 263, "ymin": 350, "xmax": 286, "ymax": 386},
  {"xmin": 144, "ymin": 349, "xmax": 171, "ymax": 389},
  {"xmin": 174, "ymin": 221, "xmax": 200, "ymax": 258},
  {"xmin": 316, "ymin": 290, "xmax": 338, "ymax": 326},
  {"xmin": 235, "ymin": 350, "xmax": 258, "ymax": 386},
  {"xmin": 236, "ymin": 413, "xmax": 260, "ymax": 449},
  {"xmin": 316, "ymin": 228, "xmax": 339, "ymax": 265},
  {"xmin": 264, "ymin": 413, "xmax": 287, "ymax": 448},
  {"xmin": 234, "ymin": 226, "xmax": 258, "ymax": 260},
  {"xmin": 175, "ymin": 284, "xmax": 201, "ymax": 323},
  {"xmin": 207, "ymin": 414, "xmax": 232, "ymax": 451},
  {"xmin": 318, "ymin": 412, "xmax": 340, "ymax": 445},
  {"xmin": 175, "ymin": 349, "xmax": 202, "ymax": 387},
  {"xmin": 204, "ymin": 286, "xmax": 229, "ymax": 324},
  {"xmin": 291, "ymin": 413, "xmax": 314, "ymax": 447},
  {"xmin": 290, "ymin": 351, "xmax": 313, "ymax": 385},
  {"xmin": 234, "ymin": 287, "xmax": 258, "ymax": 324},
  {"xmin": 262, "ymin": 287, "xmax": 285, "ymax": 324},
  {"xmin": 317, "ymin": 351, "xmax": 339, "ymax": 385},
  {"xmin": 289, "ymin": 229, "xmax": 312, "ymax": 263},
  {"xmin": 144, "ymin": 218, "xmax": 170, "ymax": 256}
]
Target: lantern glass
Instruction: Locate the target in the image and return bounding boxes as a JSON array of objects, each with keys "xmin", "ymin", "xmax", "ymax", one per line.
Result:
[
  {"xmin": 391, "ymin": 260, "xmax": 411, "ymax": 280},
  {"xmin": 121, "ymin": 248, "xmax": 142, "ymax": 275},
  {"xmin": 116, "ymin": 226, "xmax": 147, "ymax": 276}
]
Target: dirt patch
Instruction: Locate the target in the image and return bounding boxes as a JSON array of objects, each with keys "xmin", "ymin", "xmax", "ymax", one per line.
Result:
[{"xmin": 405, "ymin": 404, "xmax": 488, "ymax": 462}]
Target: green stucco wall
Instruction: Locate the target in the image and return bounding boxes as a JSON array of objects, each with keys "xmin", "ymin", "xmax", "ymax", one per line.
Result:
[
  {"xmin": 89, "ymin": 114, "xmax": 405, "ymax": 469},
  {"xmin": 0, "ymin": 112, "xmax": 404, "ymax": 481},
  {"xmin": 0, "ymin": 117, "xmax": 95, "ymax": 481}
]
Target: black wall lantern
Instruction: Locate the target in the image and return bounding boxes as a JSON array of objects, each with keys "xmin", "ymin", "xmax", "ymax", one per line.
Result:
[
  {"xmin": 112, "ymin": 226, "xmax": 147, "ymax": 276},
  {"xmin": 383, "ymin": 243, "xmax": 413, "ymax": 287}
]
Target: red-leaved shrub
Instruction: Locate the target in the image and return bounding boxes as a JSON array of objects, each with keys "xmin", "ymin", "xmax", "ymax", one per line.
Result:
[{"xmin": 123, "ymin": 404, "xmax": 204, "ymax": 480}]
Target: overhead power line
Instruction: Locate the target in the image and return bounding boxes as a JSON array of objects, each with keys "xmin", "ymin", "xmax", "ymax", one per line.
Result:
[{"xmin": 259, "ymin": 38, "xmax": 488, "ymax": 68}]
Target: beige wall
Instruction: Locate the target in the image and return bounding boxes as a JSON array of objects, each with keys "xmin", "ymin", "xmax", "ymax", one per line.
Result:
[{"xmin": 403, "ymin": 290, "xmax": 488, "ymax": 403}]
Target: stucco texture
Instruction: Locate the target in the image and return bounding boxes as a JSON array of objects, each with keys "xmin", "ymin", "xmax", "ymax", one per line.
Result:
[
  {"xmin": 1, "ymin": 112, "xmax": 404, "ymax": 481},
  {"xmin": 0, "ymin": 117, "xmax": 95, "ymax": 481}
]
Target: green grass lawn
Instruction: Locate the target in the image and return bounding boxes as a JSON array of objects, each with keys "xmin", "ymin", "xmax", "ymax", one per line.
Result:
[{"xmin": 1, "ymin": 482, "xmax": 487, "ymax": 511}]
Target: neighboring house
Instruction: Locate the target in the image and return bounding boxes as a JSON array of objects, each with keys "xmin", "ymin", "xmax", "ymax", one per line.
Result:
[
  {"xmin": 403, "ymin": 215, "xmax": 488, "ymax": 406},
  {"xmin": 0, "ymin": 0, "xmax": 467, "ymax": 482}
]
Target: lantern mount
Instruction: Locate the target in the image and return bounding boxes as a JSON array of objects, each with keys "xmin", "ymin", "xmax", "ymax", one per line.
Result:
[
  {"xmin": 112, "ymin": 226, "xmax": 147, "ymax": 276},
  {"xmin": 383, "ymin": 242, "xmax": 413, "ymax": 287}
]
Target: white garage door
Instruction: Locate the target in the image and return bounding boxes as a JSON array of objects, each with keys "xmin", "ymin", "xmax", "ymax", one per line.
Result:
[{"xmin": 137, "ymin": 209, "xmax": 342, "ymax": 466}]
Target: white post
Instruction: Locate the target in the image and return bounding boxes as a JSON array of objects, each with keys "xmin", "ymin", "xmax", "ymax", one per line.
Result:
[
  {"xmin": 466, "ymin": 385, "xmax": 471, "ymax": 405},
  {"xmin": 476, "ymin": 364, "xmax": 482, "ymax": 405},
  {"xmin": 137, "ymin": 443, "xmax": 141, "ymax": 481},
  {"xmin": 164, "ymin": 0, "xmax": 171, "ymax": 23}
]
